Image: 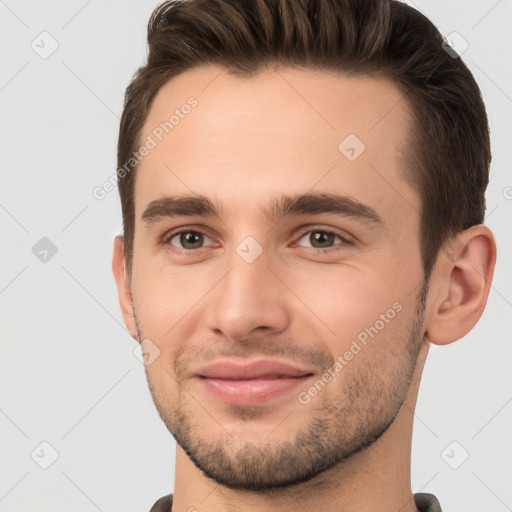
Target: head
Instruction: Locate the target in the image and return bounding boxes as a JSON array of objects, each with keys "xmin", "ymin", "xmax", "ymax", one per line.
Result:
[
  {"xmin": 117, "ymin": 0, "xmax": 491, "ymax": 283},
  {"xmin": 113, "ymin": 0, "xmax": 496, "ymax": 492}
]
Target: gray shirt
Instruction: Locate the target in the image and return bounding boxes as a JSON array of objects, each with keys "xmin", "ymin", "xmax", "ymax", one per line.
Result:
[{"xmin": 149, "ymin": 492, "xmax": 443, "ymax": 511}]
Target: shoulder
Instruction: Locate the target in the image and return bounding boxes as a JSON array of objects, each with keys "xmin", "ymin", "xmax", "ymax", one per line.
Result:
[
  {"xmin": 148, "ymin": 493, "xmax": 174, "ymax": 512},
  {"xmin": 148, "ymin": 492, "xmax": 440, "ymax": 512},
  {"xmin": 414, "ymin": 492, "xmax": 443, "ymax": 512}
]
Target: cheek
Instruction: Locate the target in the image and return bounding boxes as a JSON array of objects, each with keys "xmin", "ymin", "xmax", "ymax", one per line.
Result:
[
  {"xmin": 290, "ymin": 266, "xmax": 413, "ymax": 359},
  {"xmin": 132, "ymin": 265, "xmax": 194, "ymax": 323},
  {"xmin": 131, "ymin": 270, "xmax": 204, "ymax": 363},
  {"xmin": 143, "ymin": 359, "xmax": 181, "ymax": 417},
  {"xmin": 292, "ymin": 267, "xmax": 396, "ymax": 322}
]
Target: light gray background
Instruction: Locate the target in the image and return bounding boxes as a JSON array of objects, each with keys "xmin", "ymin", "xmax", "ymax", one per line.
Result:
[{"xmin": 1, "ymin": 1, "xmax": 511, "ymax": 511}]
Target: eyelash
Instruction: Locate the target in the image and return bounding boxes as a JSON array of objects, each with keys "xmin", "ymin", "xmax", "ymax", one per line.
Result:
[{"xmin": 161, "ymin": 227, "xmax": 353, "ymax": 256}]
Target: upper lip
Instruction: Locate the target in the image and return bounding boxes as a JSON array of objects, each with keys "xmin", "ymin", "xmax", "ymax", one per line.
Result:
[{"xmin": 197, "ymin": 359, "xmax": 314, "ymax": 380}]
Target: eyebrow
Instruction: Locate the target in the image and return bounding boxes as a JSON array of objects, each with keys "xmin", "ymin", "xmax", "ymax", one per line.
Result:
[{"xmin": 141, "ymin": 192, "xmax": 385, "ymax": 230}]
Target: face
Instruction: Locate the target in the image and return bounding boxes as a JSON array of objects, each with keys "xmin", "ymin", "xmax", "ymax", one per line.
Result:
[{"xmin": 124, "ymin": 65, "xmax": 428, "ymax": 490}]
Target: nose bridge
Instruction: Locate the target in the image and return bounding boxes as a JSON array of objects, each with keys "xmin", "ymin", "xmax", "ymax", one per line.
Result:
[{"xmin": 204, "ymin": 235, "xmax": 290, "ymax": 341}]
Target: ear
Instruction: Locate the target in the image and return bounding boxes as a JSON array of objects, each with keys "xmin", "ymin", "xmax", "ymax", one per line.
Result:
[
  {"xmin": 425, "ymin": 224, "xmax": 496, "ymax": 345},
  {"xmin": 112, "ymin": 235, "xmax": 139, "ymax": 342}
]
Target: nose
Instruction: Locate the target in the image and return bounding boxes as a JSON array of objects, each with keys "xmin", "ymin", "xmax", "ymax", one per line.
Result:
[{"xmin": 203, "ymin": 244, "xmax": 291, "ymax": 343}]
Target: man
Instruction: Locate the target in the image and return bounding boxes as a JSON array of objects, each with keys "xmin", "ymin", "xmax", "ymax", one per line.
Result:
[{"xmin": 112, "ymin": 0, "xmax": 496, "ymax": 510}]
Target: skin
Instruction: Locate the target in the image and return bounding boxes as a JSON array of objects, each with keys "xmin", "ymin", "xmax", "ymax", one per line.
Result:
[{"xmin": 112, "ymin": 64, "xmax": 496, "ymax": 512}]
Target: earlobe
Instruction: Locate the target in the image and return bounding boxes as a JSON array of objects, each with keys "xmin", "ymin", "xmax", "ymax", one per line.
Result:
[
  {"xmin": 425, "ymin": 225, "xmax": 496, "ymax": 346},
  {"xmin": 112, "ymin": 235, "xmax": 139, "ymax": 341}
]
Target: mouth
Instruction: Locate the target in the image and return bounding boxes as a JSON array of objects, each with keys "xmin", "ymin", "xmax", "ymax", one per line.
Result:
[
  {"xmin": 196, "ymin": 359, "xmax": 315, "ymax": 406},
  {"xmin": 198, "ymin": 374, "xmax": 314, "ymax": 405}
]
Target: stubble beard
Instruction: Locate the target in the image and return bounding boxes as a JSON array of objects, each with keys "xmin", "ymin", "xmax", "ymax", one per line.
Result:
[{"xmin": 136, "ymin": 282, "xmax": 428, "ymax": 492}]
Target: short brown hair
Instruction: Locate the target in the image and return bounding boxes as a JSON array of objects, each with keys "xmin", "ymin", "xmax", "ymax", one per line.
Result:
[{"xmin": 117, "ymin": 0, "xmax": 491, "ymax": 281}]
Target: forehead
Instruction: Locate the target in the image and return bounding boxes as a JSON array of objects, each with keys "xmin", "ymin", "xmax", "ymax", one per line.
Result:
[{"xmin": 134, "ymin": 64, "xmax": 418, "ymax": 230}]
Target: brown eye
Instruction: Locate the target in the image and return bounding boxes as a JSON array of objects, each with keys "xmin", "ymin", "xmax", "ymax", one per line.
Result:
[
  {"xmin": 164, "ymin": 230, "xmax": 214, "ymax": 254},
  {"xmin": 296, "ymin": 229, "xmax": 351, "ymax": 252}
]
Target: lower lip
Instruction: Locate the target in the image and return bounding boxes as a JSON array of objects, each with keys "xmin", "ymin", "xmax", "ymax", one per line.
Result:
[{"xmin": 199, "ymin": 375, "xmax": 312, "ymax": 406}]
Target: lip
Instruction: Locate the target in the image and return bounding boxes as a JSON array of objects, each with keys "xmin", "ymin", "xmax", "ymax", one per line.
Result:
[
  {"xmin": 197, "ymin": 359, "xmax": 313, "ymax": 379},
  {"xmin": 196, "ymin": 359, "xmax": 314, "ymax": 406}
]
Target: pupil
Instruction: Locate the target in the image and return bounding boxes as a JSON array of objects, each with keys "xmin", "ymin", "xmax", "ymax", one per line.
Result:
[
  {"xmin": 312, "ymin": 231, "xmax": 333, "ymax": 248},
  {"xmin": 182, "ymin": 232, "xmax": 202, "ymax": 249}
]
